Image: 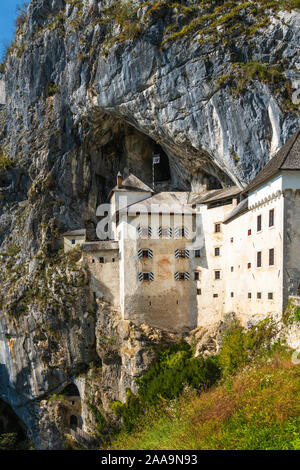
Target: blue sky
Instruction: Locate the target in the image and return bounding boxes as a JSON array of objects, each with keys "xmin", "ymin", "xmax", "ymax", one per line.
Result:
[{"xmin": 0, "ymin": 1, "xmax": 22, "ymax": 59}]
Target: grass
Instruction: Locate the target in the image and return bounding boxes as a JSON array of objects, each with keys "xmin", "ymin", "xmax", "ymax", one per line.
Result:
[{"xmin": 108, "ymin": 353, "xmax": 300, "ymax": 450}]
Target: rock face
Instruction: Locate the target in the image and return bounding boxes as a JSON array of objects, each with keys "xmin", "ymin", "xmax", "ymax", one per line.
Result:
[{"xmin": 0, "ymin": 0, "xmax": 299, "ymax": 448}]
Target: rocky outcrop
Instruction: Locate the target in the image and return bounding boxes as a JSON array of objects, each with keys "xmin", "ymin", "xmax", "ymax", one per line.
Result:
[{"xmin": 0, "ymin": 0, "xmax": 300, "ymax": 448}]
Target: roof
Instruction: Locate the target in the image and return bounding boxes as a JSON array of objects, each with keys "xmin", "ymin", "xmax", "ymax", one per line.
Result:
[
  {"xmin": 127, "ymin": 192, "xmax": 194, "ymax": 215},
  {"xmin": 63, "ymin": 229, "xmax": 86, "ymax": 237},
  {"xmin": 82, "ymin": 241, "xmax": 119, "ymax": 251},
  {"xmin": 108, "ymin": 173, "xmax": 154, "ymax": 200},
  {"xmin": 245, "ymin": 127, "xmax": 300, "ymax": 194},
  {"xmin": 223, "ymin": 198, "xmax": 249, "ymax": 224},
  {"xmin": 190, "ymin": 186, "xmax": 241, "ymax": 205}
]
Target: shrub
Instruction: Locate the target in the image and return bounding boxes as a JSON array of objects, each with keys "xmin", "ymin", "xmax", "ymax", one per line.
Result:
[
  {"xmin": 294, "ymin": 307, "xmax": 300, "ymax": 321},
  {"xmin": 0, "ymin": 149, "xmax": 13, "ymax": 169},
  {"xmin": 0, "ymin": 433, "xmax": 18, "ymax": 450},
  {"xmin": 47, "ymin": 82, "xmax": 60, "ymax": 97},
  {"xmin": 15, "ymin": 2, "xmax": 29, "ymax": 31},
  {"xmin": 219, "ymin": 318, "xmax": 278, "ymax": 376},
  {"xmin": 111, "ymin": 342, "xmax": 221, "ymax": 431}
]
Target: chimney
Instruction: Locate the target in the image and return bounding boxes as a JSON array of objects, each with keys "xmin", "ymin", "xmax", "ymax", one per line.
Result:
[{"xmin": 117, "ymin": 171, "xmax": 123, "ymax": 188}]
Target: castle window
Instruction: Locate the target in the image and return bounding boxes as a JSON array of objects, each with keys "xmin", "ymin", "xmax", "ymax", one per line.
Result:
[
  {"xmin": 92, "ymin": 259, "xmax": 95, "ymax": 264},
  {"xmin": 99, "ymin": 257, "xmax": 105, "ymax": 263},
  {"xmin": 257, "ymin": 215, "xmax": 262, "ymax": 232},
  {"xmin": 248, "ymin": 293, "xmax": 252, "ymax": 299},
  {"xmin": 230, "ymin": 237, "xmax": 234, "ymax": 243},
  {"xmin": 213, "ymin": 293, "xmax": 218, "ymax": 298},
  {"xmin": 248, "ymin": 229, "xmax": 252, "ymax": 236},
  {"xmin": 195, "ymin": 249, "xmax": 201, "ymax": 258},
  {"xmin": 72, "ymin": 239, "xmax": 76, "ymax": 245},
  {"xmin": 197, "ymin": 289, "xmax": 202, "ymax": 295},
  {"xmin": 175, "ymin": 272, "xmax": 190, "ymax": 281},
  {"xmin": 215, "ymin": 247, "xmax": 220, "ymax": 256},
  {"xmin": 268, "ymin": 292, "xmax": 274, "ymax": 300},
  {"xmin": 194, "ymin": 272, "xmax": 200, "ymax": 281},
  {"xmin": 231, "ymin": 292, "xmax": 234, "ymax": 298},
  {"xmin": 112, "ymin": 258, "xmax": 115, "ymax": 262},
  {"xmin": 175, "ymin": 227, "xmax": 189, "ymax": 239},
  {"xmin": 257, "ymin": 251, "xmax": 262, "ymax": 268},
  {"xmin": 138, "ymin": 272, "xmax": 154, "ymax": 282},
  {"xmin": 269, "ymin": 209, "xmax": 274, "ymax": 227},
  {"xmin": 137, "ymin": 226, "xmax": 152, "ymax": 238},
  {"xmin": 247, "ymin": 262, "xmax": 251, "ymax": 269},
  {"xmin": 257, "ymin": 292, "xmax": 262, "ymax": 299},
  {"xmin": 231, "ymin": 266, "xmax": 234, "ymax": 272},
  {"xmin": 215, "ymin": 223, "xmax": 221, "ymax": 233},
  {"xmin": 138, "ymin": 249, "xmax": 153, "ymax": 259},
  {"xmin": 215, "ymin": 270, "xmax": 221, "ymax": 280},
  {"xmin": 175, "ymin": 249, "xmax": 189, "ymax": 259},
  {"xmin": 269, "ymin": 248, "xmax": 275, "ymax": 266},
  {"xmin": 158, "ymin": 227, "xmax": 172, "ymax": 238}
]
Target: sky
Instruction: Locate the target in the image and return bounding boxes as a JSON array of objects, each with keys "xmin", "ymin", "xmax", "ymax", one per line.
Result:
[{"xmin": 0, "ymin": 1, "xmax": 22, "ymax": 59}]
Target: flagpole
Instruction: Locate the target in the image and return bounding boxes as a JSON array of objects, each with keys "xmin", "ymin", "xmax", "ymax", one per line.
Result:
[{"xmin": 152, "ymin": 154, "xmax": 155, "ymax": 192}]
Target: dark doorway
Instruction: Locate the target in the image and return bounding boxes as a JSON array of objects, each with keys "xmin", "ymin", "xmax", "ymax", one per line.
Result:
[{"xmin": 70, "ymin": 415, "xmax": 78, "ymax": 429}]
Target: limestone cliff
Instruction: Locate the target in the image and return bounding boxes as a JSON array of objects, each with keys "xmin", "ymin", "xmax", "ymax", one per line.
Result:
[{"xmin": 0, "ymin": 0, "xmax": 300, "ymax": 449}]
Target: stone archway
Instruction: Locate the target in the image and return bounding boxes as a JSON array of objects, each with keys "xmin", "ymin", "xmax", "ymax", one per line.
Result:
[{"xmin": 60, "ymin": 383, "xmax": 82, "ymax": 431}]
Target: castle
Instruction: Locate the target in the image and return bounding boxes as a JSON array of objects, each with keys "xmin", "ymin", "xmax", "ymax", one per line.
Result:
[{"xmin": 64, "ymin": 128, "xmax": 300, "ymax": 333}]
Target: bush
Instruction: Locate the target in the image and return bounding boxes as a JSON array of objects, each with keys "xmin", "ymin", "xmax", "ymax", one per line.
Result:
[
  {"xmin": 15, "ymin": 2, "xmax": 29, "ymax": 30},
  {"xmin": 294, "ymin": 307, "xmax": 300, "ymax": 321},
  {"xmin": 0, "ymin": 433, "xmax": 18, "ymax": 450},
  {"xmin": 111, "ymin": 342, "xmax": 221, "ymax": 431},
  {"xmin": 219, "ymin": 318, "xmax": 278, "ymax": 376}
]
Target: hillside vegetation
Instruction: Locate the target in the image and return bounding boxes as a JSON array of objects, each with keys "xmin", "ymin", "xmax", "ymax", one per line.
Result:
[{"xmin": 107, "ymin": 320, "xmax": 300, "ymax": 450}]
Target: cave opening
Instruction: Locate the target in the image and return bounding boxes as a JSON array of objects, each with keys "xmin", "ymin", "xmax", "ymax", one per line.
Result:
[{"xmin": 0, "ymin": 399, "xmax": 30, "ymax": 450}]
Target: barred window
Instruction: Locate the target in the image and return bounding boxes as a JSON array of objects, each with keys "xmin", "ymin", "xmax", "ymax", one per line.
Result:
[
  {"xmin": 137, "ymin": 226, "xmax": 152, "ymax": 238},
  {"xmin": 175, "ymin": 272, "xmax": 190, "ymax": 281},
  {"xmin": 158, "ymin": 227, "xmax": 172, "ymax": 238},
  {"xmin": 138, "ymin": 249, "xmax": 153, "ymax": 259},
  {"xmin": 175, "ymin": 249, "xmax": 189, "ymax": 259},
  {"xmin": 138, "ymin": 272, "xmax": 154, "ymax": 282}
]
